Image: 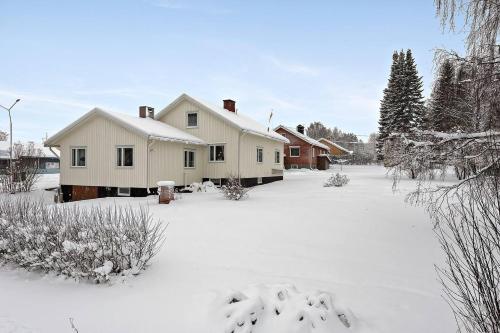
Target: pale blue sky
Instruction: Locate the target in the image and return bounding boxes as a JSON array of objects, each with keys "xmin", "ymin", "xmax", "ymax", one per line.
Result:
[{"xmin": 0, "ymin": 0, "xmax": 465, "ymax": 142}]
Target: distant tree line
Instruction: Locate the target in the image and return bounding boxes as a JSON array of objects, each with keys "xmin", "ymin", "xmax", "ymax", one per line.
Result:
[{"xmin": 305, "ymin": 122, "xmax": 377, "ymax": 164}]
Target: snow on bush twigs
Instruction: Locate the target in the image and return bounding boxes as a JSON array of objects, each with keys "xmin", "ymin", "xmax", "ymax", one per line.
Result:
[
  {"xmin": 221, "ymin": 175, "xmax": 249, "ymax": 200},
  {"xmin": 0, "ymin": 197, "xmax": 167, "ymax": 283},
  {"xmin": 210, "ymin": 284, "xmax": 358, "ymax": 333},
  {"xmin": 324, "ymin": 173, "xmax": 350, "ymax": 187}
]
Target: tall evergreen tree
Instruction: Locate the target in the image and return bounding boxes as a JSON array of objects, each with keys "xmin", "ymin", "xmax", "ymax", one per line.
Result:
[
  {"xmin": 428, "ymin": 59, "xmax": 457, "ymax": 132},
  {"xmin": 376, "ymin": 51, "xmax": 401, "ymax": 160},
  {"xmin": 401, "ymin": 49, "xmax": 425, "ymax": 131}
]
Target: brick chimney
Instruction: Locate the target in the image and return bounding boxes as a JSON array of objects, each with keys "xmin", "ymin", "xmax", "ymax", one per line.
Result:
[
  {"xmin": 297, "ymin": 124, "xmax": 305, "ymax": 134},
  {"xmin": 139, "ymin": 106, "xmax": 155, "ymax": 119},
  {"xmin": 223, "ymin": 99, "xmax": 236, "ymax": 113}
]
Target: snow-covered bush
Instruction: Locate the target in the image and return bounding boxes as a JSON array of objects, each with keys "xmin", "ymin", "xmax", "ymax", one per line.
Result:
[
  {"xmin": 210, "ymin": 284, "xmax": 357, "ymax": 333},
  {"xmin": 324, "ymin": 173, "xmax": 350, "ymax": 187},
  {"xmin": 221, "ymin": 176, "xmax": 248, "ymax": 200},
  {"xmin": 0, "ymin": 197, "xmax": 167, "ymax": 283}
]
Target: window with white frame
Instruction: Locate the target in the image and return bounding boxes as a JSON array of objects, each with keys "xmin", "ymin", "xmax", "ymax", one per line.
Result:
[
  {"xmin": 116, "ymin": 146, "xmax": 134, "ymax": 167},
  {"xmin": 117, "ymin": 187, "xmax": 131, "ymax": 196},
  {"xmin": 291, "ymin": 164, "xmax": 299, "ymax": 169},
  {"xmin": 274, "ymin": 150, "xmax": 280, "ymax": 164},
  {"xmin": 256, "ymin": 147, "xmax": 263, "ymax": 163},
  {"xmin": 289, "ymin": 146, "xmax": 300, "ymax": 157},
  {"xmin": 209, "ymin": 144, "xmax": 225, "ymax": 162},
  {"xmin": 186, "ymin": 112, "xmax": 198, "ymax": 128},
  {"xmin": 184, "ymin": 150, "xmax": 195, "ymax": 168},
  {"xmin": 71, "ymin": 147, "xmax": 87, "ymax": 167}
]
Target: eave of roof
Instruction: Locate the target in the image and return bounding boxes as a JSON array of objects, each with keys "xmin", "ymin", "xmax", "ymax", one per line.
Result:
[
  {"xmin": 274, "ymin": 125, "xmax": 329, "ymax": 150},
  {"xmin": 44, "ymin": 107, "xmax": 206, "ymax": 147},
  {"xmin": 318, "ymin": 138, "xmax": 353, "ymax": 154}
]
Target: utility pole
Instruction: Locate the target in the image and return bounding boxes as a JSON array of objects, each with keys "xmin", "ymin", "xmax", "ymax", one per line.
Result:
[{"xmin": 0, "ymin": 98, "xmax": 21, "ymax": 192}]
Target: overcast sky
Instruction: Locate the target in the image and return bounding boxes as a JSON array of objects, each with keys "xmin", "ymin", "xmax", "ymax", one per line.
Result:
[{"xmin": 0, "ymin": 0, "xmax": 465, "ymax": 143}]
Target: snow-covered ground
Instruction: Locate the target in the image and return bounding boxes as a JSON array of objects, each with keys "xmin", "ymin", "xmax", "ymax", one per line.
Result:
[{"xmin": 0, "ymin": 166, "xmax": 456, "ymax": 332}]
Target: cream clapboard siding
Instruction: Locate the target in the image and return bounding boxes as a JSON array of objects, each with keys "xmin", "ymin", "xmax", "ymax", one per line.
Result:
[
  {"xmin": 158, "ymin": 99, "xmax": 284, "ymax": 179},
  {"xmin": 239, "ymin": 134, "xmax": 284, "ymax": 178},
  {"xmin": 158, "ymin": 100, "xmax": 240, "ymax": 179},
  {"xmin": 57, "ymin": 115, "xmax": 148, "ymax": 188},
  {"xmin": 148, "ymin": 142, "xmax": 205, "ymax": 187}
]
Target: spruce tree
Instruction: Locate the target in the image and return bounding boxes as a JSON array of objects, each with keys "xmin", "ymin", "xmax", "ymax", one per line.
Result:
[
  {"xmin": 428, "ymin": 59, "xmax": 457, "ymax": 132},
  {"xmin": 376, "ymin": 51, "xmax": 400, "ymax": 160},
  {"xmin": 401, "ymin": 49, "xmax": 425, "ymax": 132}
]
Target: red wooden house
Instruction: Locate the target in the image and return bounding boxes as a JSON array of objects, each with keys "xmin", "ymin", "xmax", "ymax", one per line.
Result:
[{"xmin": 274, "ymin": 125, "xmax": 331, "ymax": 170}]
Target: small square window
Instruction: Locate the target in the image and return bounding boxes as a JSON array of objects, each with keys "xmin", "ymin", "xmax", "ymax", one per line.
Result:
[
  {"xmin": 257, "ymin": 177, "xmax": 263, "ymax": 184},
  {"xmin": 290, "ymin": 147, "xmax": 300, "ymax": 157},
  {"xmin": 209, "ymin": 145, "xmax": 225, "ymax": 162},
  {"xmin": 187, "ymin": 112, "xmax": 198, "ymax": 128},
  {"xmin": 71, "ymin": 147, "xmax": 86, "ymax": 167},
  {"xmin": 117, "ymin": 147, "xmax": 133, "ymax": 167}
]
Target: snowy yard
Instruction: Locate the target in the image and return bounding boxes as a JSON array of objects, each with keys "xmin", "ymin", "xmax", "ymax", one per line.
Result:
[{"xmin": 0, "ymin": 166, "xmax": 455, "ymax": 332}]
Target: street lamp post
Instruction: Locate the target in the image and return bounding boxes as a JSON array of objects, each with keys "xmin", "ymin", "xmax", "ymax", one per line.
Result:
[{"xmin": 0, "ymin": 98, "xmax": 21, "ymax": 191}]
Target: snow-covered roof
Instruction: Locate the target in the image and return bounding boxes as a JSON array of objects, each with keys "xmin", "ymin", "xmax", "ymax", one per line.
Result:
[
  {"xmin": 318, "ymin": 138, "xmax": 353, "ymax": 154},
  {"xmin": 0, "ymin": 141, "xmax": 59, "ymax": 159},
  {"xmin": 274, "ymin": 125, "xmax": 329, "ymax": 150},
  {"xmin": 45, "ymin": 107, "xmax": 206, "ymax": 147},
  {"xmin": 155, "ymin": 94, "xmax": 289, "ymax": 143}
]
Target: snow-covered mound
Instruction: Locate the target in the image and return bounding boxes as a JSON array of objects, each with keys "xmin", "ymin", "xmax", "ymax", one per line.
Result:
[{"xmin": 209, "ymin": 284, "xmax": 359, "ymax": 333}]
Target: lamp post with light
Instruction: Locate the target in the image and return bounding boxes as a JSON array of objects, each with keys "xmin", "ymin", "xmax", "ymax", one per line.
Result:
[{"xmin": 0, "ymin": 98, "xmax": 21, "ymax": 191}]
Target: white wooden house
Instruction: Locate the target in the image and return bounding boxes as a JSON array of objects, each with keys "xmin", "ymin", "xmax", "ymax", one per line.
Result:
[{"xmin": 44, "ymin": 94, "xmax": 289, "ymax": 201}]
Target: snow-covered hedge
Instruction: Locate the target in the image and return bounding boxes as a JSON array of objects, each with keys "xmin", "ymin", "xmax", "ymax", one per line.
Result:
[
  {"xmin": 0, "ymin": 197, "xmax": 166, "ymax": 283},
  {"xmin": 324, "ymin": 173, "xmax": 350, "ymax": 187},
  {"xmin": 221, "ymin": 176, "xmax": 248, "ymax": 200}
]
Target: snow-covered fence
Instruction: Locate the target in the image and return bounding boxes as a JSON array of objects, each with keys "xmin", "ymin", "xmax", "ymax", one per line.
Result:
[{"xmin": 0, "ymin": 197, "xmax": 167, "ymax": 282}]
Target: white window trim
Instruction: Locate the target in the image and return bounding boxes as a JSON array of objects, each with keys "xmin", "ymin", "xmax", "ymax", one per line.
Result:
[
  {"xmin": 117, "ymin": 187, "xmax": 131, "ymax": 196},
  {"xmin": 257, "ymin": 177, "xmax": 263, "ymax": 184},
  {"xmin": 116, "ymin": 145, "xmax": 134, "ymax": 168},
  {"xmin": 186, "ymin": 111, "xmax": 199, "ymax": 128},
  {"xmin": 208, "ymin": 144, "xmax": 225, "ymax": 163},
  {"xmin": 70, "ymin": 146, "xmax": 87, "ymax": 168},
  {"xmin": 289, "ymin": 146, "xmax": 300, "ymax": 158},
  {"xmin": 184, "ymin": 149, "xmax": 196, "ymax": 169},
  {"xmin": 256, "ymin": 147, "xmax": 264, "ymax": 163},
  {"xmin": 274, "ymin": 149, "xmax": 281, "ymax": 164},
  {"xmin": 291, "ymin": 164, "xmax": 299, "ymax": 169}
]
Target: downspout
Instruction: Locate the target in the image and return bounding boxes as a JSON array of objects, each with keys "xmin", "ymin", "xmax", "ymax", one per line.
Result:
[
  {"xmin": 310, "ymin": 144, "xmax": 313, "ymax": 169},
  {"xmin": 146, "ymin": 137, "xmax": 155, "ymax": 193},
  {"xmin": 48, "ymin": 146, "xmax": 59, "ymax": 159},
  {"xmin": 238, "ymin": 130, "xmax": 248, "ymax": 180}
]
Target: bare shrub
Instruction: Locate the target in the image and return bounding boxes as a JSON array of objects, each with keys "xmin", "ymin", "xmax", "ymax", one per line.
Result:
[
  {"xmin": 324, "ymin": 173, "xmax": 350, "ymax": 187},
  {"xmin": 0, "ymin": 197, "xmax": 167, "ymax": 283},
  {"xmin": 434, "ymin": 176, "xmax": 500, "ymax": 333},
  {"xmin": 221, "ymin": 175, "xmax": 248, "ymax": 200},
  {"xmin": 0, "ymin": 142, "xmax": 41, "ymax": 193}
]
